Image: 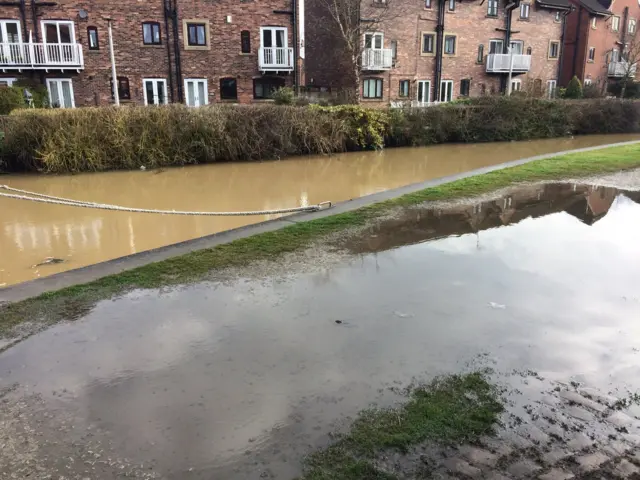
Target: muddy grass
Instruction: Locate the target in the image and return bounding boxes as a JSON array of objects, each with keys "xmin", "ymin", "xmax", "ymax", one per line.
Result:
[
  {"xmin": 2, "ymin": 142, "xmax": 640, "ymax": 339},
  {"xmin": 300, "ymin": 372, "xmax": 504, "ymax": 480}
]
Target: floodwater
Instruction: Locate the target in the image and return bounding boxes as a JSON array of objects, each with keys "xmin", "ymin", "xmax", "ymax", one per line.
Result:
[
  {"xmin": 1, "ymin": 134, "xmax": 638, "ymax": 286},
  {"xmin": 1, "ymin": 181, "xmax": 640, "ymax": 479}
]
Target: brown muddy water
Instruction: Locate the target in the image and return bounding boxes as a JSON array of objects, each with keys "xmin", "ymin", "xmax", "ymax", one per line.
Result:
[
  {"xmin": 1, "ymin": 181, "xmax": 640, "ymax": 479},
  {"xmin": 1, "ymin": 134, "xmax": 639, "ymax": 287}
]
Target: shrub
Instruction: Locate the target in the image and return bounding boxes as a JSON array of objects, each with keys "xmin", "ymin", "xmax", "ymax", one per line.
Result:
[
  {"xmin": 272, "ymin": 87, "xmax": 295, "ymax": 105},
  {"xmin": 0, "ymin": 86, "xmax": 26, "ymax": 115},
  {"xmin": 582, "ymin": 82, "xmax": 603, "ymax": 98},
  {"xmin": 565, "ymin": 76, "xmax": 583, "ymax": 99}
]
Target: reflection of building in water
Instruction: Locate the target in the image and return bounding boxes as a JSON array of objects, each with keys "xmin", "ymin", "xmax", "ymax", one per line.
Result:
[{"xmin": 4, "ymin": 218, "xmax": 104, "ymax": 253}]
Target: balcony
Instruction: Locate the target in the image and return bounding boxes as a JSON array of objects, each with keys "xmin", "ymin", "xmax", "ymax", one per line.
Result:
[
  {"xmin": 0, "ymin": 42, "xmax": 84, "ymax": 71},
  {"xmin": 258, "ymin": 47, "xmax": 294, "ymax": 73},
  {"xmin": 362, "ymin": 48, "xmax": 393, "ymax": 71},
  {"xmin": 486, "ymin": 53, "xmax": 531, "ymax": 73},
  {"xmin": 608, "ymin": 61, "xmax": 637, "ymax": 77}
]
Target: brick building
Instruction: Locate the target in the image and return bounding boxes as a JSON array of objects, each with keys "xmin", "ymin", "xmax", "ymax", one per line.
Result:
[
  {"xmin": 560, "ymin": 0, "xmax": 639, "ymax": 91},
  {"xmin": 0, "ymin": 0, "xmax": 305, "ymax": 106},
  {"xmin": 306, "ymin": 0, "xmax": 570, "ymax": 105}
]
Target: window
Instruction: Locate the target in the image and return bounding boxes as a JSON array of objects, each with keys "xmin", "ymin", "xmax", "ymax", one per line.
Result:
[
  {"xmin": 487, "ymin": 0, "xmax": 498, "ymax": 16},
  {"xmin": 510, "ymin": 40, "xmax": 523, "ymax": 54},
  {"xmin": 448, "ymin": 0, "xmax": 455, "ymax": 11},
  {"xmin": 110, "ymin": 76, "xmax": 131, "ymax": 100},
  {"xmin": 611, "ymin": 49, "xmax": 620, "ymax": 62},
  {"xmin": 583, "ymin": 78, "xmax": 592, "ymax": 86},
  {"xmin": 46, "ymin": 78, "xmax": 74, "ymax": 108},
  {"xmin": 477, "ymin": 44, "xmax": 484, "ymax": 63},
  {"xmin": 425, "ymin": 0, "xmax": 432, "ymax": 8},
  {"xmin": 548, "ymin": 41, "xmax": 560, "ymax": 58},
  {"xmin": 399, "ymin": 80, "xmax": 410, "ymax": 97},
  {"xmin": 460, "ymin": 78, "xmax": 471, "ymax": 96},
  {"xmin": 0, "ymin": 78, "xmax": 17, "ymax": 87},
  {"xmin": 253, "ymin": 77, "xmax": 285, "ymax": 99},
  {"xmin": 510, "ymin": 79, "xmax": 521, "ymax": 92},
  {"xmin": 260, "ymin": 27, "xmax": 289, "ymax": 67},
  {"xmin": 220, "ymin": 77, "xmax": 238, "ymax": 100},
  {"xmin": 241, "ymin": 30, "xmax": 251, "ymax": 53},
  {"xmin": 391, "ymin": 40, "xmax": 398, "ymax": 64},
  {"xmin": 591, "ymin": 17, "xmax": 597, "ymax": 29},
  {"xmin": 0, "ymin": 20, "xmax": 21, "ymax": 43},
  {"xmin": 422, "ymin": 33, "xmax": 435, "ymax": 54},
  {"xmin": 444, "ymin": 35, "xmax": 456, "ymax": 55},
  {"xmin": 629, "ymin": 18, "xmax": 637, "ymax": 34},
  {"xmin": 588, "ymin": 47, "xmax": 595, "ymax": 62},
  {"xmin": 526, "ymin": 46, "xmax": 532, "ymax": 55},
  {"xmin": 187, "ymin": 23, "xmax": 207, "ymax": 46},
  {"xmin": 489, "ymin": 39, "xmax": 504, "ymax": 54},
  {"xmin": 143, "ymin": 78, "xmax": 168, "ymax": 105},
  {"xmin": 417, "ymin": 80, "xmax": 430, "ymax": 104},
  {"xmin": 364, "ymin": 32, "xmax": 383, "ymax": 49},
  {"xmin": 555, "ymin": 11, "xmax": 562, "ymax": 23},
  {"xmin": 612, "ymin": 16, "xmax": 620, "ymax": 32},
  {"xmin": 440, "ymin": 80, "xmax": 453, "ymax": 102},
  {"xmin": 363, "ymin": 78, "xmax": 383, "ymax": 99},
  {"xmin": 142, "ymin": 22, "xmax": 161, "ymax": 45},
  {"xmin": 520, "ymin": 3, "xmax": 530, "ymax": 19},
  {"xmin": 87, "ymin": 26, "xmax": 99, "ymax": 50},
  {"xmin": 547, "ymin": 79, "xmax": 557, "ymax": 98},
  {"xmin": 185, "ymin": 79, "xmax": 208, "ymax": 107}
]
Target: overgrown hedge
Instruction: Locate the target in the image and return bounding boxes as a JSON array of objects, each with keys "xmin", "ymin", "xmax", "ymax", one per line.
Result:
[{"xmin": 1, "ymin": 97, "xmax": 639, "ymax": 173}]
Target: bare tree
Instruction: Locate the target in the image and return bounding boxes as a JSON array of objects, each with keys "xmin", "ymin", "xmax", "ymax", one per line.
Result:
[
  {"xmin": 314, "ymin": 0, "xmax": 408, "ymax": 103},
  {"xmin": 613, "ymin": 33, "xmax": 640, "ymax": 98}
]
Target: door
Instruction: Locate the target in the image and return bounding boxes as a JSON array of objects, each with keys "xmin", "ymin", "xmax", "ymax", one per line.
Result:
[
  {"xmin": 143, "ymin": 79, "xmax": 168, "ymax": 105},
  {"xmin": 417, "ymin": 80, "xmax": 430, "ymax": 104},
  {"xmin": 185, "ymin": 79, "xmax": 208, "ymax": 107},
  {"xmin": 261, "ymin": 27, "xmax": 288, "ymax": 66},
  {"xmin": 509, "ymin": 40, "xmax": 523, "ymax": 55},
  {"xmin": 42, "ymin": 21, "xmax": 75, "ymax": 64},
  {"xmin": 440, "ymin": 80, "xmax": 453, "ymax": 102},
  {"xmin": 0, "ymin": 21, "xmax": 21, "ymax": 64},
  {"xmin": 489, "ymin": 39, "xmax": 504, "ymax": 54},
  {"xmin": 364, "ymin": 32, "xmax": 384, "ymax": 67},
  {"xmin": 46, "ymin": 78, "xmax": 75, "ymax": 108}
]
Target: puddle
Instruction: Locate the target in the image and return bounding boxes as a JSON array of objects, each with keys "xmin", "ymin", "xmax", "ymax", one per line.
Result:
[{"xmin": 1, "ymin": 181, "xmax": 640, "ymax": 478}]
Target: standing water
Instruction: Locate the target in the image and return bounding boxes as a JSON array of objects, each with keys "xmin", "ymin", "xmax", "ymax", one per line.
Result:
[{"xmin": 0, "ymin": 134, "xmax": 638, "ymax": 286}]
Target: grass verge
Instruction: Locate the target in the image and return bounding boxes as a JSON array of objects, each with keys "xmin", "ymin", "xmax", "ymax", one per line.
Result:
[
  {"xmin": 300, "ymin": 372, "xmax": 504, "ymax": 480},
  {"xmin": 1, "ymin": 142, "xmax": 640, "ymax": 335}
]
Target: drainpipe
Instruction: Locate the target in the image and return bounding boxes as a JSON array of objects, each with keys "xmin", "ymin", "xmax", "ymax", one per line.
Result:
[
  {"xmin": 292, "ymin": 0, "xmax": 298, "ymax": 94},
  {"xmin": 106, "ymin": 18, "xmax": 119, "ymax": 106},
  {"xmin": 163, "ymin": 0, "xmax": 175, "ymax": 103},
  {"xmin": 433, "ymin": 0, "xmax": 445, "ymax": 102},
  {"xmin": 18, "ymin": 0, "xmax": 26, "ymax": 42},
  {"xmin": 571, "ymin": 4, "xmax": 583, "ymax": 81},
  {"xmin": 170, "ymin": 0, "xmax": 183, "ymax": 102},
  {"xmin": 557, "ymin": 8, "xmax": 571, "ymax": 84},
  {"xmin": 502, "ymin": 0, "xmax": 518, "ymax": 93},
  {"xmin": 621, "ymin": 6, "xmax": 628, "ymax": 47}
]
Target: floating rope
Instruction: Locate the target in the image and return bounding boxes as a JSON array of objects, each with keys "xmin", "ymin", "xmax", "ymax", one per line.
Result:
[{"xmin": 0, "ymin": 185, "xmax": 332, "ymax": 216}]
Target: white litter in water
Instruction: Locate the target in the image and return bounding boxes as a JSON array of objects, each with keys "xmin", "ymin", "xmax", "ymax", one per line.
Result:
[
  {"xmin": 394, "ymin": 311, "xmax": 414, "ymax": 318},
  {"xmin": 488, "ymin": 302, "xmax": 507, "ymax": 310}
]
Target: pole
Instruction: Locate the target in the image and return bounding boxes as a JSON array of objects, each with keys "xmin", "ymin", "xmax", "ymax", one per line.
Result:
[
  {"xmin": 506, "ymin": 46, "xmax": 514, "ymax": 96},
  {"xmin": 107, "ymin": 18, "xmax": 119, "ymax": 106}
]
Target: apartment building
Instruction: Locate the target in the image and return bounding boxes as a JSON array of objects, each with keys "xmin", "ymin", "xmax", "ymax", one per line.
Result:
[
  {"xmin": 561, "ymin": 0, "xmax": 639, "ymax": 89},
  {"xmin": 306, "ymin": 0, "xmax": 570, "ymax": 105},
  {"xmin": 0, "ymin": 0, "xmax": 305, "ymax": 107}
]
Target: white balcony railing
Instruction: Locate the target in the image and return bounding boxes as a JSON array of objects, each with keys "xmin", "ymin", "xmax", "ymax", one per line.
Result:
[
  {"xmin": 486, "ymin": 53, "xmax": 531, "ymax": 73},
  {"xmin": 0, "ymin": 42, "xmax": 84, "ymax": 70},
  {"xmin": 258, "ymin": 47, "xmax": 294, "ymax": 72},
  {"xmin": 608, "ymin": 61, "xmax": 637, "ymax": 77},
  {"xmin": 362, "ymin": 48, "xmax": 393, "ymax": 70}
]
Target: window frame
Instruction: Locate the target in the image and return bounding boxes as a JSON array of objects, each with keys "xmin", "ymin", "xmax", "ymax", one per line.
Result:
[
  {"xmin": 477, "ymin": 44, "xmax": 484, "ymax": 63},
  {"xmin": 425, "ymin": 0, "xmax": 432, "ymax": 8},
  {"xmin": 417, "ymin": 80, "xmax": 431, "ymax": 104},
  {"xmin": 399, "ymin": 79, "xmax": 410, "ymax": 97},
  {"xmin": 448, "ymin": 0, "xmax": 455, "ymax": 12},
  {"xmin": 111, "ymin": 76, "xmax": 131, "ymax": 101},
  {"xmin": 588, "ymin": 46, "xmax": 595, "ymax": 62},
  {"xmin": 591, "ymin": 17, "xmax": 597, "ymax": 29},
  {"xmin": 240, "ymin": 30, "xmax": 251, "ymax": 53},
  {"xmin": 363, "ymin": 78, "xmax": 383, "ymax": 99},
  {"xmin": 220, "ymin": 77, "xmax": 238, "ymax": 100},
  {"xmin": 510, "ymin": 78, "xmax": 522, "ymax": 92},
  {"xmin": 547, "ymin": 79, "xmax": 557, "ymax": 98},
  {"xmin": 87, "ymin": 26, "xmax": 99, "ymax": 50},
  {"xmin": 253, "ymin": 76, "xmax": 286, "ymax": 100},
  {"xmin": 187, "ymin": 22, "xmax": 207, "ymax": 47},
  {"xmin": 439, "ymin": 79, "xmax": 453, "ymax": 102},
  {"xmin": 143, "ymin": 78, "xmax": 168, "ymax": 105},
  {"xmin": 41, "ymin": 20, "xmax": 76, "ymax": 44},
  {"xmin": 0, "ymin": 20, "xmax": 21, "ymax": 44},
  {"xmin": 142, "ymin": 22, "xmax": 161, "ymax": 46},
  {"xmin": 487, "ymin": 0, "xmax": 498, "ymax": 17},
  {"xmin": 421, "ymin": 32, "xmax": 435, "ymax": 55},
  {"xmin": 583, "ymin": 78, "xmax": 593, "ymax": 86},
  {"xmin": 364, "ymin": 32, "xmax": 384, "ymax": 50},
  {"xmin": 548, "ymin": 40, "xmax": 560, "ymax": 59},
  {"xmin": 184, "ymin": 78, "xmax": 208, "ymax": 107},
  {"xmin": 46, "ymin": 78, "xmax": 75, "ymax": 108},
  {"xmin": 555, "ymin": 11, "xmax": 562, "ymax": 23},
  {"xmin": 489, "ymin": 39, "xmax": 504, "ymax": 54},
  {"xmin": 612, "ymin": 15, "xmax": 620, "ymax": 32},
  {"xmin": 443, "ymin": 34, "xmax": 457, "ymax": 55},
  {"xmin": 629, "ymin": 18, "xmax": 637, "ymax": 34},
  {"xmin": 519, "ymin": 3, "xmax": 530, "ymax": 19},
  {"xmin": 460, "ymin": 78, "xmax": 471, "ymax": 97}
]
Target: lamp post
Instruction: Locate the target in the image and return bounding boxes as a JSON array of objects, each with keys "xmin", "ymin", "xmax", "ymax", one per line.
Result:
[{"xmin": 106, "ymin": 17, "xmax": 119, "ymax": 106}]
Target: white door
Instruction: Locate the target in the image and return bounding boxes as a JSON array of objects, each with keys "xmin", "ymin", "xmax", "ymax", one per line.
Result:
[
  {"xmin": 364, "ymin": 32, "xmax": 384, "ymax": 50},
  {"xmin": 440, "ymin": 80, "xmax": 453, "ymax": 102},
  {"xmin": 510, "ymin": 40, "xmax": 523, "ymax": 55},
  {"xmin": 143, "ymin": 79, "xmax": 168, "ymax": 105},
  {"xmin": 417, "ymin": 80, "xmax": 430, "ymax": 104},
  {"xmin": 185, "ymin": 79, "xmax": 208, "ymax": 107},
  {"xmin": 0, "ymin": 21, "xmax": 21, "ymax": 63},
  {"xmin": 42, "ymin": 21, "xmax": 75, "ymax": 64},
  {"xmin": 489, "ymin": 39, "xmax": 504, "ymax": 54},
  {"xmin": 261, "ymin": 27, "xmax": 288, "ymax": 66},
  {"xmin": 46, "ymin": 78, "xmax": 75, "ymax": 108}
]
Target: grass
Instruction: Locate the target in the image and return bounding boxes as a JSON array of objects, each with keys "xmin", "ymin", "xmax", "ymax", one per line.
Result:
[
  {"xmin": 1, "ymin": 142, "xmax": 640, "ymax": 335},
  {"xmin": 300, "ymin": 372, "xmax": 504, "ymax": 480}
]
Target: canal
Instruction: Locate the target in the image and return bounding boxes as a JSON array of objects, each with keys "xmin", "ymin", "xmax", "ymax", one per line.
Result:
[{"xmin": 1, "ymin": 134, "xmax": 638, "ymax": 287}]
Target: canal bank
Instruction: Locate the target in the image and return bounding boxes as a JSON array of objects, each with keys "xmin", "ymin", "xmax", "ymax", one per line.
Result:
[{"xmin": 2, "ymin": 139, "xmax": 640, "ymax": 340}]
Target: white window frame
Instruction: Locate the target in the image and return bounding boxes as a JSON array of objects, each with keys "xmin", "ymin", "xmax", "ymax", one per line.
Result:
[
  {"xmin": 364, "ymin": 32, "xmax": 384, "ymax": 50},
  {"xmin": 588, "ymin": 47, "xmax": 595, "ymax": 62},
  {"xmin": 260, "ymin": 26, "xmax": 289, "ymax": 50},
  {"xmin": 0, "ymin": 20, "xmax": 21, "ymax": 43},
  {"xmin": 548, "ymin": 40, "xmax": 560, "ymax": 58},
  {"xmin": 440, "ymin": 79, "xmax": 453, "ymax": 102},
  {"xmin": 612, "ymin": 16, "xmax": 620, "ymax": 32},
  {"xmin": 41, "ymin": 20, "xmax": 76, "ymax": 44},
  {"xmin": 489, "ymin": 39, "xmax": 504, "ymax": 54},
  {"xmin": 583, "ymin": 78, "xmax": 593, "ymax": 86},
  {"xmin": 363, "ymin": 78, "xmax": 383, "ymax": 99},
  {"xmin": 511, "ymin": 79, "xmax": 522, "ymax": 92},
  {"xmin": 591, "ymin": 17, "xmax": 597, "ymax": 29},
  {"xmin": 611, "ymin": 48, "xmax": 620, "ymax": 62},
  {"xmin": 46, "ymin": 78, "xmax": 75, "ymax": 108},
  {"xmin": 417, "ymin": 80, "xmax": 431, "ymax": 104},
  {"xmin": 443, "ymin": 34, "xmax": 456, "ymax": 55},
  {"xmin": 184, "ymin": 78, "xmax": 208, "ymax": 107},
  {"xmin": 629, "ymin": 18, "xmax": 637, "ymax": 34},
  {"xmin": 520, "ymin": 3, "xmax": 530, "ymax": 19},
  {"xmin": 0, "ymin": 77, "xmax": 17, "ymax": 86},
  {"xmin": 487, "ymin": 0, "xmax": 498, "ymax": 16},
  {"xmin": 510, "ymin": 40, "xmax": 524, "ymax": 54},
  {"xmin": 555, "ymin": 11, "xmax": 562, "ymax": 23},
  {"xmin": 547, "ymin": 80, "xmax": 557, "ymax": 98},
  {"xmin": 143, "ymin": 78, "xmax": 168, "ymax": 105}
]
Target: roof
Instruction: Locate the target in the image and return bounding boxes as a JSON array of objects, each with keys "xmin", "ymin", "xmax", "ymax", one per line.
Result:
[
  {"xmin": 577, "ymin": 0, "xmax": 612, "ymax": 15},
  {"xmin": 536, "ymin": 0, "xmax": 571, "ymax": 10}
]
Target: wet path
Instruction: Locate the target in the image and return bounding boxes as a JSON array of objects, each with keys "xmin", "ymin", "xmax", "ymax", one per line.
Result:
[
  {"xmin": 2, "ymin": 134, "xmax": 639, "ymax": 286},
  {"xmin": 1, "ymin": 182, "xmax": 640, "ymax": 478}
]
